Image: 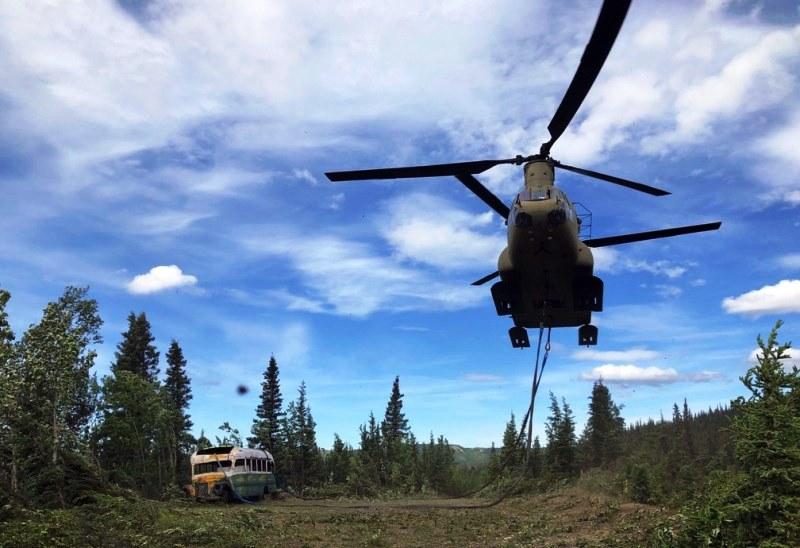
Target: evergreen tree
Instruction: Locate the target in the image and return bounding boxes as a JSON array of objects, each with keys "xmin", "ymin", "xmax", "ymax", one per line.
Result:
[
  {"xmin": 358, "ymin": 412, "xmax": 384, "ymax": 487},
  {"xmin": 581, "ymin": 381, "xmax": 624, "ymax": 468},
  {"xmin": 94, "ymin": 371, "xmax": 179, "ymax": 497},
  {"xmin": 545, "ymin": 393, "xmax": 577, "ymax": 479},
  {"xmin": 500, "ymin": 411, "xmax": 523, "ymax": 469},
  {"xmin": 529, "ymin": 436, "xmax": 543, "ymax": 478},
  {"xmin": 112, "ymin": 312, "xmax": 159, "ymax": 381},
  {"xmin": 327, "ymin": 434, "xmax": 351, "ymax": 484},
  {"xmin": 285, "ymin": 382, "xmax": 321, "ymax": 492},
  {"xmin": 215, "ymin": 422, "xmax": 242, "ymax": 446},
  {"xmin": 164, "ymin": 340, "xmax": 192, "ymax": 432},
  {"xmin": 164, "ymin": 340, "xmax": 192, "ymax": 484},
  {"xmin": 677, "ymin": 322, "xmax": 800, "ymax": 545},
  {"xmin": 381, "ymin": 376, "xmax": 409, "ymax": 464},
  {"xmin": 195, "ymin": 430, "xmax": 211, "ymax": 450},
  {"xmin": 249, "ymin": 355, "xmax": 284, "ymax": 461}
]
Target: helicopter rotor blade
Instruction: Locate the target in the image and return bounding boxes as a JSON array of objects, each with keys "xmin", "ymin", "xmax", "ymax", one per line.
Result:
[
  {"xmin": 471, "ymin": 271, "xmax": 501, "ymax": 286},
  {"xmin": 541, "ymin": 0, "xmax": 632, "ymax": 155},
  {"xmin": 325, "ymin": 157, "xmax": 525, "ymax": 182},
  {"xmin": 555, "ymin": 161, "xmax": 670, "ymax": 196},
  {"xmin": 454, "ymin": 174, "xmax": 510, "ymax": 219},
  {"xmin": 583, "ymin": 222, "xmax": 721, "ymax": 248}
]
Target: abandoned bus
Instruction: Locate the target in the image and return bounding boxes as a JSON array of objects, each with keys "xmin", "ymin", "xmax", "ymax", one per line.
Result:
[{"xmin": 190, "ymin": 445, "xmax": 276, "ymax": 502}]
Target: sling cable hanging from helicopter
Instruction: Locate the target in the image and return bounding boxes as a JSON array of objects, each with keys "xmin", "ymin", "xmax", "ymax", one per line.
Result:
[{"xmin": 526, "ymin": 323, "xmax": 551, "ymax": 459}]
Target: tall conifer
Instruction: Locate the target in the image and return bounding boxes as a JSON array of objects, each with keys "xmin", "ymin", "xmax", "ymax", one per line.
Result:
[
  {"xmin": 249, "ymin": 355, "xmax": 284, "ymax": 454},
  {"xmin": 381, "ymin": 376, "xmax": 409, "ymax": 467},
  {"xmin": 112, "ymin": 312, "xmax": 159, "ymax": 381},
  {"xmin": 164, "ymin": 340, "xmax": 192, "ymax": 484}
]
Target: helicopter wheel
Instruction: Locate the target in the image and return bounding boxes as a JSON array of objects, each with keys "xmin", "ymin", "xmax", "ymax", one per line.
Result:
[
  {"xmin": 509, "ymin": 326, "xmax": 530, "ymax": 348},
  {"xmin": 578, "ymin": 324, "xmax": 598, "ymax": 346}
]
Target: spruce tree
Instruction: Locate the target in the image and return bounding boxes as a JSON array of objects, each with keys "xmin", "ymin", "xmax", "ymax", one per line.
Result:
[
  {"xmin": 327, "ymin": 434, "xmax": 351, "ymax": 484},
  {"xmin": 677, "ymin": 322, "xmax": 800, "ymax": 545},
  {"xmin": 358, "ymin": 412, "xmax": 384, "ymax": 487},
  {"xmin": 582, "ymin": 381, "xmax": 624, "ymax": 468},
  {"xmin": 249, "ymin": 355, "xmax": 284, "ymax": 458},
  {"xmin": 164, "ymin": 340, "xmax": 192, "ymax": 484},
  {"xmin": 112, "ymin": 312, "xmax": 159, "ymax": 381},
  {"xmin": 164, "ymin": 340, "xmax": 192, "ymax": 432},
  {"xmin": 381, "ymin": 376, "xmax": 409, "ymax": 468},
  {"xmin": 545, "ymin": 393, "xmax": 577, "ymax": 478},
  {"xmin": 286, "ymin": 382, "xmax": 320, "ymax": 492},
  {"xmin": 500, "ymin": 411, "xmax": 523, "ymax": 468}
]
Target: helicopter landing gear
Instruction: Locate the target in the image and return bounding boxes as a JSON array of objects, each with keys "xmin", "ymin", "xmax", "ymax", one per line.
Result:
[
  {"xmin": 579, "ymin": 324, "xmax": 598, "ymax": 346},
  {"xmin": 509, "ymin": 326, "xmax": 530, "ymax": 348},
  {"xmin": 491, "ymin": 281, "xmax": 522, "ymax": 316}
]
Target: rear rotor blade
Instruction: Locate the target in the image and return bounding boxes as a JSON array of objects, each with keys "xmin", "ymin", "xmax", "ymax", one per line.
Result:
[
  {"xmin": 583, "ymin": 222, "xmax": 721, "ymax": 247},
  {"xmin": 454, "ymin": 174, "xmax": 510, "ymax": 219},
  {"xmin": 471, "ymin": 271, "xmax": 501, "ymax": 286},
  {"xmin": 542, "ymin": 0, "xmax": 632, "ymax": 155},
  {"xmin": 555, "ymin": 161, "xmax": 670, "ymax": 196},
  {"xmin": 325, "ymin": 157, "xmax": 523, "ymax": 182}
]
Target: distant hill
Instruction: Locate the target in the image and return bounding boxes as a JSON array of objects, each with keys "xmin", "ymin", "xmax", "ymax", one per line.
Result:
[{"xmin": 449, "ymin": 445, "xmax": 492, "ymax": 467}]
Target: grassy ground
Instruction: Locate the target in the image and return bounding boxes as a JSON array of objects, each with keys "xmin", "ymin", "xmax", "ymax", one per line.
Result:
[{"xmin": 1, "ymin": 487, "xmax": 670, "ymax": 547}]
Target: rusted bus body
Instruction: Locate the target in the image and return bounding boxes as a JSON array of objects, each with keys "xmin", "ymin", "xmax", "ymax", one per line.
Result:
[{"xmin": 190, "ymin": 446, "xmax": 276, "ymax": 502}]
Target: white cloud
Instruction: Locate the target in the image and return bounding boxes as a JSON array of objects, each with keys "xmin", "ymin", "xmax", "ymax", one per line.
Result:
[
  {"xmin": 464, "ymin": 373, "xmax": 504, "ymax": 383},
  {"xmin": 592, "ymin": 248, "xmax": 687, "ymax": 279},
  {"xmin": 381, "ymin": 193, "xmax": 505, "ymax": 271},
  {"xmin": 686, "ymin": 370, "xmax": 724, "ymax": 382},
  {"xmin": 778, "ymin": 253, "xmax": 800, "ymax": 270},
  {"xmin": 649, "ymin": 26, "xmax": 800, "ymax": 150},
  {"xmin": 292, "ymin": 168, "xmax": 318, "ymax": 185},
  {"xmin": 655, "ymin": 284, "xmax": 683, "ymax": 298},
  {"xmin": 690, "ymin": 278, "xmax": 707, "ymax": 287},
  {"xmin": 722, "ymin": 280, "xmax": 800, "ymax": 316},
  {"xmin": 237, "ymin": 227, "xmax": 485, "ymax": 316},
  {"xmin": 580, "ymin": 364, "xmax": 679, "ymax": 384},
  {"xmin": 127, "ymin": 265, "xmax": 198, "ymax": 294},
  {"xmin": 571, "ymin": 347, "xmax": 661, "ymax": 362},
  {"xmin": 128, "ymin": 210, "xmax": 214, "ymax": 235},
  {"xmin": 753, "ymin": 109, "xmax": 800, "ymax": 203},
  {"xmin": 591, "ymin": 247, "xmax": 619, "ymax": 273}
]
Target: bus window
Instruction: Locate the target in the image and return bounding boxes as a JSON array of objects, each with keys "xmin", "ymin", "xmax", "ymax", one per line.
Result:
[
  {"xmin": 259, "ymin": 459, "xmax": 265, "ymax": 472},
  {"xmin": 267, "ymin": 460, "xmax": 274, "ymax": 472},
  {"xmin": 235, "ymin": 459, "xmax": 244, "ymax": 468},
  {"xmin": 219, "ymin": 460, "xmax": 232, "ymax": 469},
  {"xmin": 193, "ymin": 462, "xmax": 220, "ymax": 475}
]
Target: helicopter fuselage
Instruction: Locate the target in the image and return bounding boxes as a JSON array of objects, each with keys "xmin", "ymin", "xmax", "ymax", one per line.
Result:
[{"xmin": 492, "ymin": 159, "xmax": 601, "ymax": 337}]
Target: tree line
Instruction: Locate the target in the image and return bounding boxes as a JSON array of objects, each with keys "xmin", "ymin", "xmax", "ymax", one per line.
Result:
[
  {"xmin": 0, "ymin": 285, "xmax": 463, "ymax": 505},
  {"xmin": 1, "ymin": 286, "xmax": 797, "ymax": 544}
]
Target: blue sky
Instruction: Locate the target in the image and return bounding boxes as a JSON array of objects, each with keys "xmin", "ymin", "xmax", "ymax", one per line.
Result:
[{"xmin": 1, "ymin": 0, "xmax": 799, "ymax": 448}]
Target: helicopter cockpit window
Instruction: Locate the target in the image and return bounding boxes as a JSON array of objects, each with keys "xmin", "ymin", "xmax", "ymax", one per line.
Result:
[{"xmin": 517, "ymin": 189, "xmax": 549, "ymax": 202}]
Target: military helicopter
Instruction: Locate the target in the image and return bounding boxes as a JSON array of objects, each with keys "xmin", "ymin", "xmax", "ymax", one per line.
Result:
[{"xmin": 325, "ymin": 0, "xmax": 721, "ymax": 348}]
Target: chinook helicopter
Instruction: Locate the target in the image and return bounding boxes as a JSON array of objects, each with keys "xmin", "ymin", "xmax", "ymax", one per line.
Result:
[{"xmin": 325, "ymin": 0, "xmax": 721, "ymax": 348}]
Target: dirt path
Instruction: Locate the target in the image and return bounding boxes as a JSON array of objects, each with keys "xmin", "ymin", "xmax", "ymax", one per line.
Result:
[{"xmin": 212, "ymin": 487, "xmax": 667, "ymax": 547}]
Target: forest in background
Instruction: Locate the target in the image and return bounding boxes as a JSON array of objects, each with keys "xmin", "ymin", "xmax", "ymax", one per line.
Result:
[{"xmin": 0, "ymin": 285, "xmax": 797, "ymax": 546}]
